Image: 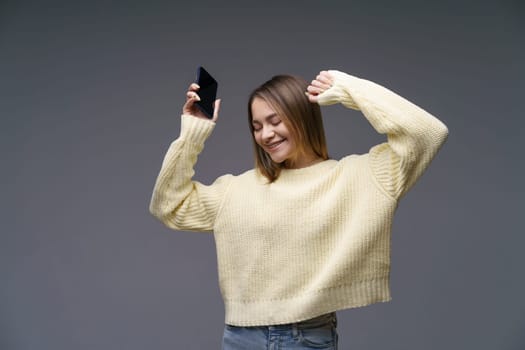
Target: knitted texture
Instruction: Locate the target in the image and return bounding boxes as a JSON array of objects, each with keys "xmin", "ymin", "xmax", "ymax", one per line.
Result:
[{"xmin": 149, "ymin": 72, "xmax": 448, "ymax": 326}]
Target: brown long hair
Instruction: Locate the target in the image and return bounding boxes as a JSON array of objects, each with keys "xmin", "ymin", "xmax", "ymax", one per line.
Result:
[{"xmin": 248, "ymin": 75, "xmax": 329, "ymax": 182}]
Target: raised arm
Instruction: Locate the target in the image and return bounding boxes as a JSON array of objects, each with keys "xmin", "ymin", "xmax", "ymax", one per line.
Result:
[
  {"xmin": 149, "ymin": 84, "xmax": 232, "ymax": 232},
  {"xmin": 307, "ymin": 70, "xmax": 449, "ymax": 199}
]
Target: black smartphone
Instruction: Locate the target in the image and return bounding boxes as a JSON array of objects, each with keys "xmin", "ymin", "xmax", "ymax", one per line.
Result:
[{"xmin": 195, "ymin": 66, "xmax": 218, "ymax": 119}]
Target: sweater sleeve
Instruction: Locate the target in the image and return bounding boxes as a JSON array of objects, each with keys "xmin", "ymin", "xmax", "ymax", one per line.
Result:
[
  {"xmin": 317, "ymin": 70, "xmax": 449, "ymax": 199},
  {"xmin": 149, "ymin": 114, "xmax": 233, "ymax": 232}
]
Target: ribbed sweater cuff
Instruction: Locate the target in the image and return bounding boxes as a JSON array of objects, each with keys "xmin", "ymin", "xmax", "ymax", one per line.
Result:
[
  {"xmin": 316, "ymin": 70, "xmax": 363, "ymax": 109},
  {"xmin": 179, "ymin": 114, "xmax": 215, "ymax": 143}
]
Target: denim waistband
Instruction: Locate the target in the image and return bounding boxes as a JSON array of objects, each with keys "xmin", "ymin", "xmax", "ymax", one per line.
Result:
[
  {"xmin": 278, "ymin": 312, "xmax": 336, "ymax": 329},
  {"xmin": 223, "ymin": 313, "xmax": 338, "ymax": 348},
  {"xmin": 226, "ymin": 312, "xmax": 337, "ymax": 331},
  {"xmin": 238, "ymin": 312, "xmax": 337, "ymax": 331}
]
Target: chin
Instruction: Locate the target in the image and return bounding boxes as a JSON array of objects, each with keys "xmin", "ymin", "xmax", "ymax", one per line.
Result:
[
  {"xmin": 271, "ymin": 154, "xmax": 293, "ymax": 165},
  {"xmin": 270, "ymin": 156, "xmax": 286, "ymax": 164}
]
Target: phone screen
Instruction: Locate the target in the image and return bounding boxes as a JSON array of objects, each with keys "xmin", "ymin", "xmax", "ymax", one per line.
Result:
[{"xmin": 195, "ymin": 66, "xmax": 218, "ymax": 119}]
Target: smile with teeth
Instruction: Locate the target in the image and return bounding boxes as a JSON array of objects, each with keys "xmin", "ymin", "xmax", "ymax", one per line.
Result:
[{"xmin": 265, "ymin": 139, "xmax": 285, "ymax": 152}]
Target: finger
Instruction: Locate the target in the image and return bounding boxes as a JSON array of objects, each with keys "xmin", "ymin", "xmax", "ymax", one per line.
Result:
[
  {"xmin": 316, "ymin": 76, "xmax": 332, "ymax": 87},
  {"xmin": 188, "ymin": 83, "xmax": 200, "ymax": 91},
  {"xmin": 186, "ymin": 91, "xmax": 201, "ymax": 101},
  {"xmin": 310, "ymin": 79, "xmax": 331, "ymax": 90},
  {"xmin": 182, "ymin": 91, "xmax": 200, "ymax": 115},
  {"xmin": 317, "ymin": 71, "xmax": 334, "ymax": 85},
  {"xmin": 305, "ymin": 92, "xmax": 318, "ymax": 104},
  {"xmin": 211, "ymin": 99, "xmax": 221, "ymax": 122},
  {"xmin": 307, "ymin": 85, "xmax": 323, "ymax": 95}
]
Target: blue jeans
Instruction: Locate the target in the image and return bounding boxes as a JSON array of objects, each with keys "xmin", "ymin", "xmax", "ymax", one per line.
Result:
[{"xmin": 221, "ymin": 313, "xmax": 338, "ymax": 349}]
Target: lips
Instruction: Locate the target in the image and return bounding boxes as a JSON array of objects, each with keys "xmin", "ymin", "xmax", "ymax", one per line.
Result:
[{"xmin": 265, "ymin": 139, "xmax": 285, "ymax": 152}]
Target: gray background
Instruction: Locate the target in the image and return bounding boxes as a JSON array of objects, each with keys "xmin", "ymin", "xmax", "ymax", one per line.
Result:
[{"xmin": 1, "ymin": 0, "xmax": 524, "ymax": 349}]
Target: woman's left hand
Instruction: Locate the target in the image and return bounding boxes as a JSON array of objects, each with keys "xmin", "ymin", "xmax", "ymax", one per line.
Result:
[{"xmin": 306, "ymin": 70, "xmax": 334, "ymax": 103}]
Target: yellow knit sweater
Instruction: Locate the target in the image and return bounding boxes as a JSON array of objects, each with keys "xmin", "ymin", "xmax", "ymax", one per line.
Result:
[{"xmin": 149, "ymin": 70, "xmax": 448, "ymax": 326}]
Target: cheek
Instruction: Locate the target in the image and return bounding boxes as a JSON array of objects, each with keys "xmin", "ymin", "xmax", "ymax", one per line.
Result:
[
  {"xmin": 279, "ymin": 126, "xmax": 293, "ymax": 145},
  {"xmin": 253, "ymin": 133, "xmax": 262, "ymax": 146},
  {"xmin": 278, "ymin": 124, "xmax": 291, "ymax": 139}
]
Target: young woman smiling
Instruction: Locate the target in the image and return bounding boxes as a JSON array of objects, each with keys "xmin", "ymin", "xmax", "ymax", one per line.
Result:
[
  {"xmin": 149, "ymin": 69, "xmax": 448, "ymax": 349},
  {"xmin": 249, "ymin": 73, "xmax": 329, "ymax": 178}
]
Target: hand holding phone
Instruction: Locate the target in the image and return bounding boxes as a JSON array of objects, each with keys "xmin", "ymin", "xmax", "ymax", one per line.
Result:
[{"xmin": 194, "ymin": 66, "xmax": 218, "ymax": 119}]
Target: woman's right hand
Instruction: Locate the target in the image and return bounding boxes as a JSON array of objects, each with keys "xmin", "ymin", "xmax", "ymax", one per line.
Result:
[{"xmin": 182, "ymin": 83, "xmax": 221, "ymax": 122}]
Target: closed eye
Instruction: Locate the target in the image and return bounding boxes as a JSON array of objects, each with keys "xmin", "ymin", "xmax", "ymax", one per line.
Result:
[{"xmin": 269, "ymin": 116, "xmax": 281, "ymax": 126}]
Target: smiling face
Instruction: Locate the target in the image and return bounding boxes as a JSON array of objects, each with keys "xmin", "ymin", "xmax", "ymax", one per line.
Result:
[
  {"xmin": 247, "ymin": 74, "xmax": 329, "ymax": 181},
  {"xmin": 251, "ymin": 97, "xmax": 296, "ymax": 166},
  {"xmin": 251, "ymin": 97, "xmax": 321, "ymax": 169}
]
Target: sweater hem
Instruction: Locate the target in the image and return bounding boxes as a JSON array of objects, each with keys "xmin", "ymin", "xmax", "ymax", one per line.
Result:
[{"xmin": 224, "ymin": 276, "xmax": 391, "ymax": 327}]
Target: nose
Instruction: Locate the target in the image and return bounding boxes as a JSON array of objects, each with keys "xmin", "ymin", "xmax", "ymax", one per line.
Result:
[{"xmin": 261, "ymin": 126, "xmax": 275, "ymax": 141}]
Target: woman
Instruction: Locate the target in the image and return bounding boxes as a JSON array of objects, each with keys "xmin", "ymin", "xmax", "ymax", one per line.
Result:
[{"xmin": 149, "ymin": 70, "xmax": 448, "ymax": 349}]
